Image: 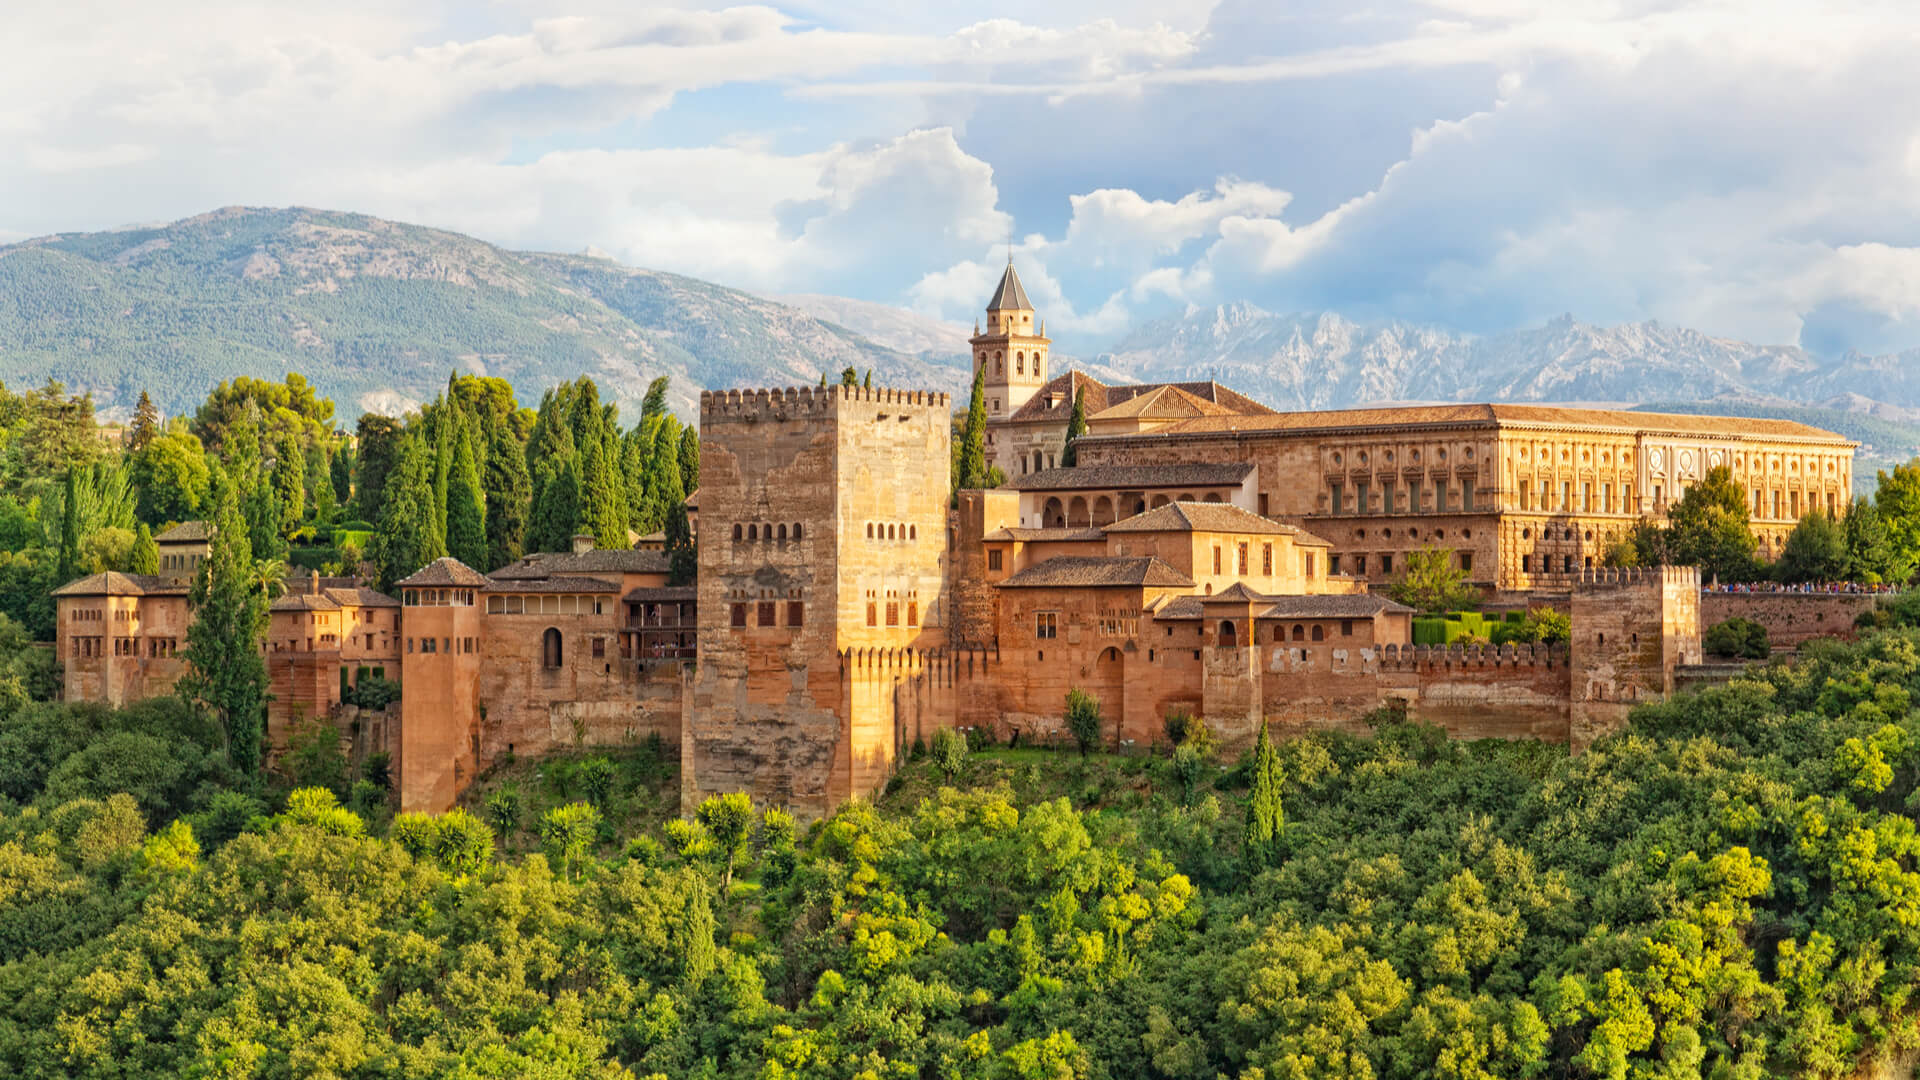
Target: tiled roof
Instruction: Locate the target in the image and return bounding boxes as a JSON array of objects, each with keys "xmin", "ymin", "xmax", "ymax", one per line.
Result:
[
  {"xmin": 986, "ymin": 262, "xmax": 1033, "ymax": 311},
  {"xmin": 1205, "ymin": 582, "xmax": 1265, "ymax": 602},
  {"xmin": 52, "ymin": 571, "xmax": 189, "ymax": 597},
  {"xmin": 489, "ymin": 548, "xmax": 671, "ymax": 579},
  {"xmin": 1004, "ymin": 462, "xmax": 1255, "ymax": 492},
  {"xmin": 1004, "ymin": 372, "xmax": 1275, "ymax": 425},
  {"xmin": 484, "ymin": 575, "xmax": 621, "ymax": 593},
  {"xmin": 1154, "ymin": 592, "xmax": 1414, "ymax": 620},
  {"xmin": 395, "ymin": 557, "xmax": 491, "ymax": 588},
  {"xmin": 625, "ymin": 586, "xmax": 698, "ymax": 602},
  {"xmin": 154, "ymin": 520, "xmax": 211, "ymax": 542},
  {"xmin": 271, "ymin": 593, "xmax": 340, "ymax": 612},
  {"xmin": 1112, "ymin": 402, "xmax": 1848, "ymax": 442},
  {"xmin": 982, "ymin": 527, "xmax": 1107, "ymax": 542},
  {"xmin": 323, "ymin": 586, "xmax": 400, "ymax": 608},
  {"xmin": 996, "ymin": 556, "xmax": 1195, "ymax": 589},
  {"xmin": 1103, "ymin": 501, "xmax": 1298, "ymax": 536},
  {"xmin": 1088, "ymin": 384, "xmax": 1238, "ymax": 422}
]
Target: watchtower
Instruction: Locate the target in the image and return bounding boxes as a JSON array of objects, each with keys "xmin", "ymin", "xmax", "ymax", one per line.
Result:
[{"xmin": 969, "ymin": 261, "xmax": 1050, "ymax": 420}]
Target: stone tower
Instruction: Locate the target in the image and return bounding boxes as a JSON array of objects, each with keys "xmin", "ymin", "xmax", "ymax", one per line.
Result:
[
  {"xmin": 684, "ymin": 384, "xmax": 952, "ymax": 817},
  {"xmin": 969, "ymin": 261, "xmax": 1050, "ymax": 421},
  {"xmin": 395, "ymin": 557, "xmax": 489, "ymax": 812}
]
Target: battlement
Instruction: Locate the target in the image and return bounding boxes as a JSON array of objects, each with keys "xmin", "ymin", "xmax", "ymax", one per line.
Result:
[
  {"xmin": 1376, "ymin": 641, "xmax": 1568, "ymax": 672},
  {"xmin": 699, "ymin": 385, "xmax": 953, "ymax": 422},
  {"xmin": 1568, "ymin": 565, "xmax": 1701, "ymax": 590},
  {"xmin": 840, "ymin": 644, "xmax": 998, "ymax": 684}
]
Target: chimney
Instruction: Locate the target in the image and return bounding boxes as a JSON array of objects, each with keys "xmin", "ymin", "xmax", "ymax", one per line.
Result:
[
  {"xmin": 309, "ymin": 569, "xmax": 319, "ymax": 596},
  {"xmin": 572, "ymin": 533, "xmax": 596, "ymax": 554}
]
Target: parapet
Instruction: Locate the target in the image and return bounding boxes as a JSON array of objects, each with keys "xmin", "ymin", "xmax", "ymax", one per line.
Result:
[
  {"xmin": 1375, "ymin": 641, "xmax": 1568, "ymax": 672},
  {"xmin": 699, "ymin": 385, "xmax": 953, "ymax": 423},
  {"xmin": 1568, "ymin": 565, "xmax": 1702, "ymax": 590}
]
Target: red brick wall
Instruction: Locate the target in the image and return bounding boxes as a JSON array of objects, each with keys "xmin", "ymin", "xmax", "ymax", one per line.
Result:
[{"xmin": 1699, "ymin": 592, "xmax": 1879, "ymax": 648}]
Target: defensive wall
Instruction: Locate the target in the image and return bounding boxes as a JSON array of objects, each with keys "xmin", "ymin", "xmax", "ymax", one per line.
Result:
[{"xmin": 1698, "ymin": 591, "xmax": 1879, "ymax": 648}]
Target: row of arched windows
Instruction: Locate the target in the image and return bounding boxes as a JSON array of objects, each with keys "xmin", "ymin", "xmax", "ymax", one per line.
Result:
[
  {"xmin": 732, "ymin": 522, "xmax": 802, "ymax": 542},
  {"xmin": 865, "ymin": 522, "xmax": 918, "ymax": 541}
]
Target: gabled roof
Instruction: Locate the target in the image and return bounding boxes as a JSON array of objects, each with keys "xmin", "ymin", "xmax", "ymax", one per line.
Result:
[
  {"xmin": 996, "ymin": 556, "xmax": 1194, "ymax": 589},
  {"xmin": 1003, "ymin": 372, "xmax": 1275, "ymax": 425},
  {"xmin": 323, "ymin": 586, "xmax": 400, "ymax": 608},
  {"xmin": 483, "ymin": 575, "xmax": 620, "ymax": 593},
  {"xmin": 395, "ymin": 557, "xmax": 490, "ymax": 588},
  {"xmin": 1005, "ymin": 462, "xmax": 1255, "ymax": 492},
  {"xmin": 1087, "ymin": 384, "xmax": 1237, "ymax": 422},
  {"xmin": 987, "ymin": 262, "xmax": 1033, "ymax": 311},
  {"xmin": 271, "ymin": 593, "xmax": 340, "ymax": 612},
  {"xmin": 489, "ymin": 548, "xmax": 671, "ymax": 579},
  {"xmin": 1103, "ymin": 500, "xmax": 1299, "ymax": 536},
  {"xmin": 1204, "ymin": 582, "xmax": 1265, "ymax": 603},
  {"xmin": 155, "ymin": 520, "xmax": 211, "ymax": 543},
  {"xmin": 981, "ymin": 527, "xmax": 1107, "ymax": 542},
  {"xmin": 52, "ymin": 571, "xmax": 189, "ymax": 598}
]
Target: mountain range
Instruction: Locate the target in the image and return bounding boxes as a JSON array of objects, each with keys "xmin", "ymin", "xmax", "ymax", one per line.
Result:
[{"xmin": 3, "ymin": 206, "xmax": 1920, "ymax": 480}]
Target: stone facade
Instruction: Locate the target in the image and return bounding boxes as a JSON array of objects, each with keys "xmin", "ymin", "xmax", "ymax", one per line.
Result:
[
  {"xmin": 1698, "ymin": 591, "xmax": 1880, "ymax": 648},
  {"xmin": 265, "ymin": 573, "xmax": 402, "ymax": 749}
]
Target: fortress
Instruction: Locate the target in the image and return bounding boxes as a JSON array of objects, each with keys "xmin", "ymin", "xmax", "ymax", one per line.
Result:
[{"xmin": 49, "ymin": 266, "xmax": 1860, "ymax": 817}]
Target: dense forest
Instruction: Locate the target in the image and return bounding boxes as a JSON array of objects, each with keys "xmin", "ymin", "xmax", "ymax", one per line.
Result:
[{"xmin": 8, "ymin": 601, "xmax": 1920, "ymax": 1076}]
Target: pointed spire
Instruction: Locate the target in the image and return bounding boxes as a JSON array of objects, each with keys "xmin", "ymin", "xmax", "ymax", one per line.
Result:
[{"xmin": 986, "ymin": 261, "xmax": 1032, "ymax": 312}]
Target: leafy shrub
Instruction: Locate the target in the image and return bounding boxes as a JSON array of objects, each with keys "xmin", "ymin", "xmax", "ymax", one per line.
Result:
[
  {"xmin": 579, "ymin": 756, "xmax": 617, "ymax": 808},
  {"xmin": 540, "ymin": 802, "xmax": 602, "ymax": 876},
  {"xmin": 930, "ymin": 727, "xmax": 968, "ymax": 780},
  {"xmin": 484, "ymin": 786, "xmax": 522, "ymax": 834},
  {"xmin": 344, "ymin": 675, "xmax": 400, "ymax": 709},
  {"xmin": 281, "ymin": 718, "xmax": 348, "ymax": 796},
  {"xmin": 1066, "ymin": 688, "xmax": 1103, "ymax": 757},
  {"xmin": 1704, "ymin": 616, "xmax": 1770, "ymax": 659}
]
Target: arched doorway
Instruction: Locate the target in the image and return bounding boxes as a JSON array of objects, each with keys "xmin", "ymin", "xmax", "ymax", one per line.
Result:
[
  {"xmin": 1219, "ymin": 620, "xmax": 1237, "ymax": 648},
  {"xmin": 1091, "ymin": 646, "xmax": 1125, "ymax": 746},
  {"xmin": 1043, "ymin": 497, "xmax": 1065, "ymax": 527}
]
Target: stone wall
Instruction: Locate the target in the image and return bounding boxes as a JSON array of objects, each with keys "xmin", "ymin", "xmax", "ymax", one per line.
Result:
[
  {"xmin": 1568, "ymin": 566, "xmax": 1701, "ymax": 749},
  {"xmin": 1699, "ymin": 592, "xmax": 1879, "ymax": 648}
]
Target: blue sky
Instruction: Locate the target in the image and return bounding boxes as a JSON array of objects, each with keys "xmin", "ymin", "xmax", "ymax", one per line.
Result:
[{"xmin": 7, "ymin": 0, "xmax": 1920, "ymax": 354}]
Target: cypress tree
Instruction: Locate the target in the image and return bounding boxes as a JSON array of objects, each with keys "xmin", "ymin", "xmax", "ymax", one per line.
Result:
[
  {"xmin": 370, "ymin": 430, "xmax": 441, "ymax": 591},
  {"xmin": 429, "ymin": 396, "xmax": 455, "ymax": 548},
  {"xmin": 528, "ymin": 459, "xmax": 581, "ymax": 554},
  {"xmin": 621, "ymin": 426, "xmax": 650, "ymax": 534},
  {"xmin": 128, "ymin": 391, "xmax": 160, "ymax": 452},
  {"xmin": 353, "ymin": 414, "xmax": 403, "ymax": 523},
  {"xmin": 445, "ymin": 416, "xmax": 488, "ymax": 569},
  {"xmin": 955, "ymin": 366, "xmax": 987, "ymax": 492},
  {"xmin": 1060, "ymin": 387, "xmax": 1088, "ymax": 468},
  {"xmin": 57, "ymin": 467, "xmax": 81, "ymax": 583},
  {"xmin": 130, "ymin": 522, "xmax": 158, "ymax": 575},
  {"xmin": 1243, "ymin": 722, "xmax": 1286, "ymax": 873},
  {"xmin": 640, "ymin": 376, "xmax": 670, "ymax": 429},
  {"xmin": 244, "ymin": 481, "xmax": 287, "ymax": 562},
  {"xmin": 484, "ymin": 421, "xmax": 531, "ymax": 570},
  {"xmin": 179, "ymin": 468, "xmax": 270, "ymax": 781},
  {"xmin": 330, "ymin": 439, "xmax": 353, "ymax": 507},
  {"xmin": 665, "ymin": 500, "xmax": 696, "ymax": 587},
  {"xmin": 524, "ymin": 389, "xmax": 577, "ymax": 551},
  {"xmin": 577, "ymin": 418, "xmax": 625, "ymax": 549},
  {"xmin": 271, "ymin": 431, "xmax": 305, "ymax": 535},
  {"xmin": 678, "ymin": 424, "xmax": 699, "ymax": 496}
]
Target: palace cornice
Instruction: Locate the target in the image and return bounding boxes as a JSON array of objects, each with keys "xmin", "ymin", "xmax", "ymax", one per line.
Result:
[
  {"xmin": 1492, "ymin": 420, "xmax": 1857, "ymax": 448},
  {"xmin": 1077, "ymin": 418, "xmax": 1499, "ymax": 447},
  {"xmin": 1073, "ymin": 417, "xmax": 1856, "ymax": 450}
]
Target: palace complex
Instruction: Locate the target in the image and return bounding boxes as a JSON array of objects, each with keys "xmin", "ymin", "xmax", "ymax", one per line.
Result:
[{"xmin": 50, "ymin": 265, "xmax": 1860, "ymax": 817}]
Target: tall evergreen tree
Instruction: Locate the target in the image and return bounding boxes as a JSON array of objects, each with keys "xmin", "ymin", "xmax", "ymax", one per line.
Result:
[
  {"xmin": 130, "ymin": 522, "xmax": 159, "ymax": 575},
  {"xmin": 621, "ymin": 426, "xmax": 650, "ymax": 534},
  {"xmin": 128, "ymin": 391, "xmax": 160, "ymax": 452},
  {"xmin": 1060, "ymin": 387, "xmax": 1088, "ymax": 468},
  {"xmin": 353, "ymin": 414, "xmax": 403, "ymax": 522},
  {"xmin": 178, "ymin": 468, "xmax": 269, "ymax": 781},
  {"xmin": 330, "ymin": 439, "xmax": 353, "ymax": 508},
  {"xmin": 429, "ymin": 394, "xmax": 456, "ymax": 549},
  {"xmin": 665, "ymin": 501, "xmax": 696, "ymax": 587},
  {"xmin": 576, "ymin": 421, "xmax": 625, "ymax": 549},
  {"xmin": 484, "ymin": 421, "xmax": 532, "ymax": 570},
  {"xmin": 955, "ymin": 366, "xmax": 987, "ymax": 493},
  {"xmin": 640, "ymin": 377, "xmax": 670, "ymax": 429},
  {"xmin": 528, "ymin": 459, "xmax": 581, "ymax": 554},
  {"xmin": 370, "ymin": 430, "xmax": 442, "ymax": 591},
  {"xmin": 1243, "ymin": 722, "xmax": 1285, "ymax": 874},
  {"xmin": 678, "ymin": 424, "xmax": 699, "ymax": 496},
  {"xmin": 244, "ymin": 481, "xmax": 287, "ymax": 562},
  {"xmin": 445, "ymin": 415, "xmax": 488, "ymax": 569},
  {"xmin": 57, "ymin": 467, "xmax": 81, "ymax": 583},
  {"xmin": 525, "ymin": 388, "xmax": 578, "ymax": 551},
  {"xmin": 270, "ymin": 432, "xmax": 306, "ymax": 537}
]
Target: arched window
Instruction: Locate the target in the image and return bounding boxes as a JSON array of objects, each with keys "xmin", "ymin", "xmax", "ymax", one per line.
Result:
[
  {"xmin": 1292, "ymin": 624, "xmax": 1306, "ymax": 641},
  {"xmin": 793, "ymin": 523, "xmax": 803, "ymax": 540},
  {"xmin": 1219, "ymin": 620, "xmax": 1237, "ymax": 648},
  {"xmin": 867, "ymin": 523, "xmax": 874, "ymax": 538},
  {"xmin": 731, "ymin": 524, "xmax": 742, "ymax": 541},
  {"xmin": 777, "ymin": 524, "xmax": 788, "ymax": 541},
  {"xmin": 1016, "ymin": 353, "xmax": 1024, "ymax": 374},
  {"xmin": 1311, "ymin": 625, "xmax": 1324, "ymax": 642},
  {"xmin": 909, "ymin": 525, "xmax": 917, "ymax": 540},
  {"xmin": 748, "ymin": 524, "xmax": 757, "ymax": 541},
  {"xmin": 887, "ymin": 524, "xmax": 896, "ymax": 540},
  {"xmin": 542, "ymin": 627, "xmax": 563, "ymax": 669}
]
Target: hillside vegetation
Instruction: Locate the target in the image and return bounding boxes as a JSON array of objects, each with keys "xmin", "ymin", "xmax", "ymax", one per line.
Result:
[
  {"xmin": 11, "ymin": 609, "xmax": 1920, "ymax": 1076},
  {"xmin": 0, "ymin": 207, "xmax": 957, "ymax": 420}
]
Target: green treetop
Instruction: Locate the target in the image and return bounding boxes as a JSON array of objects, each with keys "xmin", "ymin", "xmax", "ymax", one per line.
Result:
[
  {"xmin": 1778, "ymin": 509, "xmax": 1848, "ymax": 584},
  {"xmin": 178, "ymin": 467, "xmax": 270, "ymax": 781},
  {"xmin": 1243, "ymin": 721, "xmax": 1285, "ymax": 873},
  {"xmin": 444, "ymin": 413, "xmax": 488, "ymax": 569},
  {"xmin": 1667, "ymin": 465, "xmax": 1758, "ymax": 582},
  {"xmin": 955, "ymin": 365, "xmax": 988, "ymax": 493},
  {"xmin": 1059, "ymin": 386, "xmax": 1088, "ymax": 467},
  {"xmin": 370, "ymin": 429, "xmax": 443, "ymax": 591}
]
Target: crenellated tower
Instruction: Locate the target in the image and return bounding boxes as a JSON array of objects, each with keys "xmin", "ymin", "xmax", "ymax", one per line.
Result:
[{"xmin": 969, "ymin": 260, "xmax": 1050, "ymax": 421}]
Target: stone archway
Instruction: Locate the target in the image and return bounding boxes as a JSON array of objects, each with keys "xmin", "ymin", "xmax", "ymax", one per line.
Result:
[
  {"xmin": 1091, "ymin": 495, "xmax": 1115, "ymax": 527},
  {"xmin": 1068, "ymin": 496, "xmax": 1090, "ymax": 527},
  {"xmin": 1091, "ymin": 646, "xmax": 1125, "ymax": 746},
  {"xmin": 1150, "ymin": 494, "xmax": 1171, "ymax": 509},
  {"xmin": 1043, "ymin": 497, "xmax": 1065, "ymax": 528}
]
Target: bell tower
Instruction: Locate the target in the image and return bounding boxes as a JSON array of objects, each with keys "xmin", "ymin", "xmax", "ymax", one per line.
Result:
[{"xmin": 969, "ymin": 260, "xmax": 1049, "ymax": 421}]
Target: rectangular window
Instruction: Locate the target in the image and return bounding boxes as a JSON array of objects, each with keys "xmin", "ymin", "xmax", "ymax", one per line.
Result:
[
  {"xmin": 1258, "ymin": 493, "xmax": 1270, "ymax": 516},
  {"xmin": 758, "ymin": 601, "xmax": 777, "ymax": 627},
  {"xmin": 907, "ymin": 602, "xmax": 918, "ymax": 627},
  {"xmin": 1330, "ymin": 554, "xmax": 1342, "ymax": 575},
  {"xmin": 1462, "ymin": 484, "xmax": 1473, "ymax": 512},
  {"xmin": 1771, "ymin": 491, "xmax": 1780, "ymax": 519},
  {"xmin": 1408, "ymin": 480, "xmax": 1421, "ymax": 513},
  {"xmin": 506, "ymin": 595, "xmax": 523, "ymax": 614},
  {"xmin": 1212, "ymin": 547, "xmax": 1222, "ymax": 575},
  {"xmin": 1262, "ymin": 544, "xmax": 1273, "ymax": 575},
  {"xmin": 1330, "ymin": 483, "xmax": 1343, "ymax": 514},
  {"xmin": 1582, "ymin": 482, "xmax": 1591, "ymax": 512},
  {"xmin": 1354, "ymin": 555, "xmax": 1367, "ymax": 576},
  {"xmin": 1603, "ymin": 483, "xmax": 1612, "ymax": 514},
  {"xmin": 988, "ymin": 549, "xmax": 1003, "ymax": 571},
  {"xmin": 1563, "ymin": 554, "xmax": 1574, "ymax": 573},
  {"xmin": 885, "ymin": 602, "xmax": 899, "ymax": 627},
  {"xmin": 1435, "ymin": 483, "xmax": 1446, "ymax": 513},
  {"xmin": 1341, "ymin": 619, "xmax": 1354, "ymax": 637},
  {"xmin": 591, "ymin": 637, "xmax": 605, "ymax": 658},
  {"xmin": 731, "ymin": 603, "xmax": 747, "ymax": 628},
  {"xmin": 1356, "ymin": 482, "xmax": 1370, "ymax": 515},
  {"xmin": 1305, "ymin": 553, "xmax": 1316, "ymax": 577},
  {"xmin": 1791, "ymin": 491, "xmax": 1801, "ymax": 517},
  {"xmin": 1460, "ymin": 552, "xmax": 1473, "ymax": 573},
  {"xmin": 406, "ymin": 637, "xmax": 414, "ymax": 653},
  {"xmin": 1236, "ymin": 542, "xmax": 1248, "ymax": 575},
  {"xmin": 1384, "ymin": 483, "xmax": 1396, "ymax": 514},
  {"xmin": 1036, "ymin": 612, "xmax": 1057, "ymax": 639},
  {"xmin": 1521, "ymin": 555, "xmax": 1531, "ymax": 573},
  {"xmin": 866, "ymin": 602, "xmax": 877, "ymax": 627},
  {"xmin": 780, "ymin": 601, "xmax": 800, "ymax": 627},
  {"xmin": 1380, "ymin": 554, "xmax": 1393, "ymax": 575}
]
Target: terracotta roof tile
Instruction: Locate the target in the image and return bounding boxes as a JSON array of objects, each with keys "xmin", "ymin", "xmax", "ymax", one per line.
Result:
[
  {"xmin": 52, "ymin": 571, "xmax": 189, "ymax": 597},
  {"xmin": 981, "ymin": 527, "xmax": 1107, "ymax": 542},
  {"xmin": 489, "ymin": 548, "xmax": 671, "ymax": 579},
  {"xmin": 1088, "ymin": 384, "xmax": 1237, "ymax": 421},
  {"xmin": 322, "ymin": 586, "xmax": 400, "ymax": 608},
  {"xmin": 484, "ymin": 575, "xmax": 622, "ymax": 593},
  {"xmin": 1102, "ymin": 402, "xmax": 1850, "ymax": 442},
  {"xmin": 154, "ymin": 520, "xmax": 212, "ymax": 543},
  {"xmin": 624, "ymin": 586, "xmax": 698, "ymax": 603},
  {"xmin": 1103, "ymin": 501, "xmax": 1299, "ymax": 536},
  {"xmin": 271, "ymin": 593, "xmax": 341, "ymax": 612},
  {"xmin": 995, "ymin": 556, "xmax": 1195, "ymax": 589},
  {"xmin": 395, "ymin": 557, "xmax": 491, "ymax": 588},
  {"xmin": 1004, "ymin": 462, "xmax": 1254, "ymax": 492},
  {"xmin": 1155, "ymin": 593, "xmax": 1413, "ymax": 620}
]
